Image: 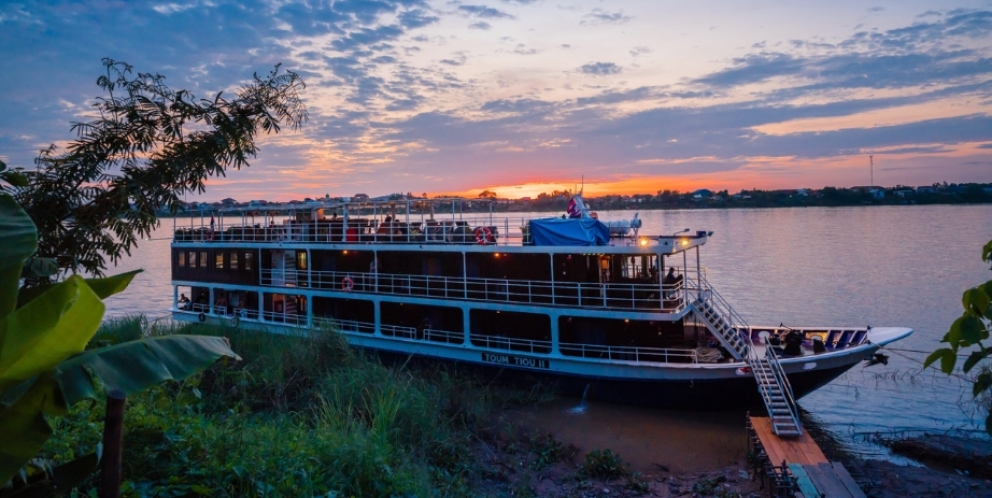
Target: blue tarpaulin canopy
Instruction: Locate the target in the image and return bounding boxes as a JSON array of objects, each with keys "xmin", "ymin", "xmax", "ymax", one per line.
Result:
[{"xmin": 529, "ymin": 218, "xmax": 611, "ymax": 246}]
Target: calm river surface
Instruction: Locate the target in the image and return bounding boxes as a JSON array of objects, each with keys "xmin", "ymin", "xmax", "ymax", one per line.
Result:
[{"xmin": 104, "ymin": 204, "xmax": 992, "ymax": 463}]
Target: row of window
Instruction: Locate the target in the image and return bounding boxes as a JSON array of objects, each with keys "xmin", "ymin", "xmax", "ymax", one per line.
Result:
[{"xmin": 178, "ymin": 250, "xmax": 254, "ymax": 271}]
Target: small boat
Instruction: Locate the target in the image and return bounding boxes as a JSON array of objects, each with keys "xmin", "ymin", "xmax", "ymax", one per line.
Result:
[{"xmin": 169, "ymin": 195, "xmax": 911, "ymax": 436}]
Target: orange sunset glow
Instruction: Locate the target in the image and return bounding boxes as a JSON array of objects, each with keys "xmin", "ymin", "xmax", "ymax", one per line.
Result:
[{"xmin": 2, "ymin": 1, "xmax": 992, "ymax": 200}]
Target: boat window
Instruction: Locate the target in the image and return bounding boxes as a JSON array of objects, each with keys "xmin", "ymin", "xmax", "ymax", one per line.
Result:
[
  {"xmin": 230, "ymin": 252, "xmax": 239, "ymax": 270},
  {"xmin": 178, "ymin": 251, "xmax": 186, "ymax": 267},
  {"xmin": 245, "ymin": 252, "xmax": 254, "ymax": 270},
  {"xmin": 199, "ymin": 251, "xmax": 208, "ymax": 268},
  {"xmin": 214, "ymin": 252, "xmax": 224, "ymax": 270},
  {"xmin": 188, "ymin": 251, "xmax": 197, "ymax": 268},
  {"xmin": 297, "ymin": 251, "xmax": 308, "ymax": 270}
]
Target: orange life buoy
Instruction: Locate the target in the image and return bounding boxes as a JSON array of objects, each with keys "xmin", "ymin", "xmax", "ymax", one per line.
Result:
[
  {"xmin": 474, "ymin": 226, "xmax": 494, "ymax": 245},
  {"xmin": 342, "ymin": 276, "xmax": 355, "ymax": 292}
]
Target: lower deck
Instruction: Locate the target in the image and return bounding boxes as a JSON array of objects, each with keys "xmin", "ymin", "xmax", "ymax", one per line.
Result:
[{"xmin": 172, "ymin": 283, "xmax": 877, "ymax": 368}]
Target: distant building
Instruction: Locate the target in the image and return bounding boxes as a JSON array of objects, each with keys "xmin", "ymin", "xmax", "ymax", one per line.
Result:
[
  {"xmin": 352, "ymin": 193, "xmax": 370, "ymax": 202},
  {"xmin": 916, "ymin": 186, "xmax": 936, "ymax": 194},
  {"xmin": 692, "ymin": 189, "xmax": 712, "ymax": 200},
  {"xmin": 852, "ymin": 186, "xmax": 885, "ymax": 199},
  {"xmin": 220, "ymin": 197, "xmax": 237, "ymax": 207}
]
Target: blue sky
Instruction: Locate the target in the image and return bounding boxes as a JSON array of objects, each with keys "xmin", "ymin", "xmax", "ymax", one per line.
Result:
[{"xmin": 2, "ymin": 0, "xmax": 992, "ymax": 199}]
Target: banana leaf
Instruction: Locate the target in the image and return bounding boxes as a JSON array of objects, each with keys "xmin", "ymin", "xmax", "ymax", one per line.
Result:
[
  {"xmin": 0, "ymin": 275, "xmax": 104, "ymax": 392},
  {"xmin": 0, "ymin": 194, "xmax": 37, "ymax": 320},
  {"xmin": 53, "ymin": 335, "xmax": 240, "ymax": 406},
  {"xmin": 15, "ymin": 270, "xmax": 143, "ymax": 310},
  {"xmin": 0, "ymin": 335, "xmax": 239, "ymax": 484}
]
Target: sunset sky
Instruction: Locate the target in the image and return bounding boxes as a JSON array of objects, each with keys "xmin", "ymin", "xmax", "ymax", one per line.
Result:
[{"xmin": 2, "ymin": 1, "xmax": 992, "ymax": 200}]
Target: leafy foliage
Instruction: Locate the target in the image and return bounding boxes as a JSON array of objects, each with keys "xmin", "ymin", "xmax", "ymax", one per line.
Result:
[
  {"xmin": 40, "ymin": 319, "xmax": 550, "ymax": 497},
  {"xmin": 11, "ymin": 59, "xmax": 307, "ymax": 282},
  {"xmin": 579, "ymin": 449, "xmax": 629, "ymax": 479},
  {"xmin": 0, "ymin": 193, "xmax": 239, "ymax": 489},
  {"xmin": 925, "ymin": 239, "xmax": 992, "ymax": 435}
]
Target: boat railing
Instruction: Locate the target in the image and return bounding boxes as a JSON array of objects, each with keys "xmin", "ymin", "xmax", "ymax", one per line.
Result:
[
  {"xmin": 559, "ymin": 342, "xmax": 698, "ymax": 363},
  {"xmin": 258, "ymin": 310, "xmax": 308, "ymax": 325},
  {"xmin": 471, "ymin": 335, "xmax": 553, "ymax": 354},
  {"xmin": 260, "ymin": 269, "xmax": 685, "ymax": 312},
  {"xmin": 313, "ymin": 317, "xmax": 376, "ymax": 334},
  {"xmin": 691, "ymin": 274, "xmax": 802, "ymax": 434},
  {"xmin": 173, "ymin": 309, "xmax": 701, "ymax": 365},
  {"xmin": 172, "ymin": 214, "xmax": 652, "ymax": 246}
]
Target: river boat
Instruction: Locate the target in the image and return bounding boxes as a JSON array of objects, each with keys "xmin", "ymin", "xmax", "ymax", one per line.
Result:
[{"xmin": 169, "ymin": 196, "xmax": 912, "ymax": 436}]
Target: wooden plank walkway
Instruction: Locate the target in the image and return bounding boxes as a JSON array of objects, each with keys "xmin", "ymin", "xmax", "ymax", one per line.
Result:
[
  {"xmin": 750, "ymin": 416, "xmax": 866, "ymax": 498},
  {"xmin": 750, "ymin": 416, "xmax": 827, "ymax": 466}
]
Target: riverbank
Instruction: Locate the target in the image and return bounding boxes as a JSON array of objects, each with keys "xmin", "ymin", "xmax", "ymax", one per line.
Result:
[{"xmin": 41, "ymin": 317, "xmax": 992, "ymax": 497}]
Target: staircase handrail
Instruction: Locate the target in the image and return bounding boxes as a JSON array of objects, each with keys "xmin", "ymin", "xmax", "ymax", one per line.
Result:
[
  {"xmin": 764, "ymin": 346, "xmax": 801, "ymax": 432},
  {"xmin": 692, "ymin": 274, "xmax": 802, "ymax": 436},
  {"xmin": 691, "ymin": 275, "xmax": 751, "ymax": 354}
]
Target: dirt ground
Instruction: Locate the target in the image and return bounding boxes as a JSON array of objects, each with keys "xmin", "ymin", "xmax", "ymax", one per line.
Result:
[{"xmin": 474, "ymin": 402, "xmax": 992, "ymax": 497}]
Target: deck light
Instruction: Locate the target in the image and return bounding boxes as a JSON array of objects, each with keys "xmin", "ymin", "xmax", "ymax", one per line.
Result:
[
  {"xmin": 638, "ymin": 238, "xmax": 648, "ymax": 247},
  {"xmin": 680, "ymin": 239, "xmax": 689, "ymax": 246}
]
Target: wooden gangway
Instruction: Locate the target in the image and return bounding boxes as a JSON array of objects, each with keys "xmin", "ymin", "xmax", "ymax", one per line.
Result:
[{"xmin": 749, "ymin": 416, "xmax": 867, "ymax": 498}]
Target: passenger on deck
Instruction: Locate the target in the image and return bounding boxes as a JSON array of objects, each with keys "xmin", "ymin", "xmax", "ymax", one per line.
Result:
[
  {"xmin": 663, "ymin": 267, "xmax": 678, "ymax": 299},
  {"xmin": 179, "ymin": 294, "xmax": 191, "ymax": 310},
  {"xmin": 783, "ymin": 329, "xmax": 803, "ymax": 356},
  {"xmin": 215, "ymin": 295, "xmax": 229, "ymax": 315}
]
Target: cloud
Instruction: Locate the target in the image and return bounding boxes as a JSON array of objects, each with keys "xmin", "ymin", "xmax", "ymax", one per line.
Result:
[
  {"xmin": 580, "ymin": 9, "xmax": 632, "ymax": 25},
  {"xmin": 469, "ymin": 21, "xmax": 492, "ymax": 30},
  {"xmin": 330, "ymin": 25, "xmax": 405, "ymax": 51},
  {"xmin": 399, "ymin": 9, "xmax": 439, "ymax": 29},
  {"xmin": 579, "ymin": 62, "xmax": 622, "ymax": 75},
  {"xmin": 630, "ymin": 46, "xmax": 651, "ymax": 57},
  {"xmin": 513, "ymin": 44, "xmax": 538, "ymax": 55},
  {"xmin": 458, "ymin": 5, "xmax": 514, "ymax": 19},
  {"xmin": 480, "ymin": 98, "xmax": 555, "ymax": 114}
]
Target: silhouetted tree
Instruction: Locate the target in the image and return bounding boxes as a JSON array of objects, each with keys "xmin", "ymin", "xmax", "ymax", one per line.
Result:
[{"xmin": 12, "ymin": 59, "xmax": 307, "ymax": 282}]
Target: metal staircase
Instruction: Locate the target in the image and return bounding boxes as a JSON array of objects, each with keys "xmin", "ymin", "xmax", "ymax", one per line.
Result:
[{"xmin": 692, "ymin": 278, "xmax": 802, "ymax": 437}]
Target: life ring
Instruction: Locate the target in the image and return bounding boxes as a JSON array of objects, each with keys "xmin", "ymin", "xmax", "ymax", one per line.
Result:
[
  {"xmin": 198, "ymin": 313, "xmax": 206, "ymax": 323},
  {"xmin": 474, "ymin": 226, "xmax": 494, "ymax": 245},
  {"xmin": 342, "ymin": 276, "xmax": 355, "ymax": 292}
]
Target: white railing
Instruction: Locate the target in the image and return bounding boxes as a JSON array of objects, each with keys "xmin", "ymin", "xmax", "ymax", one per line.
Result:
[
  {"xmin": 313, "ymin": 317, "xmax": 376, "ymax": 334},
  {"xmin": 172, "ymin": 213, "xmax": 656, "ymax": 247},
  {"xmin": 260, "ymin": 269, "xmax": 685, "ymax": 312},
  {"xmin": 470, "ymin": 335, "xmax": 553, "ymax": 354},
  {"xmin": 692, "ymin": 274, "xmax": 801, "ymax": 434},
  {"xmin": 173, "ymin": 218, "xmax": 526, "ymax": 246},
  {"xmin": 559, "ymin": 342, "xmax": 698, "ymax": 363}
]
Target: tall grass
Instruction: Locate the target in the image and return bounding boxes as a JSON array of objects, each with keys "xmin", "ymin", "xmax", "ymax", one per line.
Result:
[{"xmin": 45, "ymin": 316, "xmax": 551, "ymax": 497}]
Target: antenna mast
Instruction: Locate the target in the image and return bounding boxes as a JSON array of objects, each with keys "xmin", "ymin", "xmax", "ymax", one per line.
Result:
[{"xmin": 869, "ymin": 155, "xmax": 874, "ymax": 187}]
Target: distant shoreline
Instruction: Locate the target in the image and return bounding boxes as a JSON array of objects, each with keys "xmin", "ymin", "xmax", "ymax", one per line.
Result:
[{"xmin": 156, "ymin": 197, "xmax": 992, "ymax": 217}]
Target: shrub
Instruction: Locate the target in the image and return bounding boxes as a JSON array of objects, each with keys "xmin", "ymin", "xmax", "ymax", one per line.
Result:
[
  {"xmin": 579, "ymin": 449, "xmax": 630, "ymax": 479},
  {"xmin": 41, "ymin": 320, "xmax": 539, "ymax": 497}
]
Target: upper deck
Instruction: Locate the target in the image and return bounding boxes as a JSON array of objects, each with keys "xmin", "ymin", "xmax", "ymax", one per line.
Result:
[{"xmin": 171, "ymin": 197, "xmax": 708, "ymax": 254}]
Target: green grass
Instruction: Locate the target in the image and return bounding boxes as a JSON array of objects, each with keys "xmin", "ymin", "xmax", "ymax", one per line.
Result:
[{"xmin": 44, "ymin": 316, "xmax": 551, "ymax": 497}]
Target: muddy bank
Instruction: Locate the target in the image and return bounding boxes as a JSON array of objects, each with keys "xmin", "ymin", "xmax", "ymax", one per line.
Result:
[
  {"xmin": 505, "ymin": 399, "xmax": 748, "ymax": 473},
  {"xmin": 887, "ymin": 434, "xmax": 992, "ymax": 479},
  {"xmin": 489, "ymin": 399, "xmax": 992, "ymax": 497},
  {"xmin": 855, "ymin": 459, "xmax": 992, "ymax": 498},
  {"xmin": 471, "ymin": 422, "xmax": 761, "ymax": 497}
]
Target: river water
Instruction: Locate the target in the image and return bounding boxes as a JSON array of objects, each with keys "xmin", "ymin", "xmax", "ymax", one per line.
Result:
[{"xmin": 104, "ymin": 204, "xmax": 992, "ymax": 468}]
